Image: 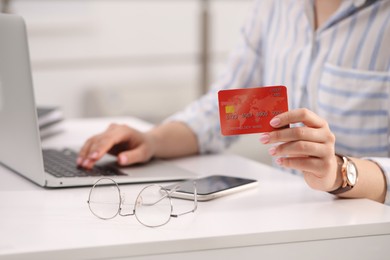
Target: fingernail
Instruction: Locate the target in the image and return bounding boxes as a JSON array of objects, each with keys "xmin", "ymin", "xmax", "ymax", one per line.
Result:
[
  {"xmin": 275, "ymin": 157, "xmax": 283, "ymax": 165},
  {"xmin": 89, "ymin": 152, "xmax": 99, "ymax": 159},
  {"xmin": 82, "ymin": 159, "xmax": 90, "ymax": 168},
  {"xmin": 76, "ymin": 157, "xmax": 83, "ymax": 165},
  {"xmin": 259, "ymin": 134, "xmax": 270, "ymax": 144},
  {"xmin": 270, "ymin": 117, "xmax": 281, "ymax": 127},
  {"xmin": 119, "ymin": 154, "xmax": 127, "ymax": 165},
  {"xmin": 268, "ymin": 146, "xmax": 277, "ymax": 156}
]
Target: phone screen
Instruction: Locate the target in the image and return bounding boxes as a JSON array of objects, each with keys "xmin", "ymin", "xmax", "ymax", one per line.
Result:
[{"xmin": 164, "ymin": 175, "xmax": 258, "ymax": 201}]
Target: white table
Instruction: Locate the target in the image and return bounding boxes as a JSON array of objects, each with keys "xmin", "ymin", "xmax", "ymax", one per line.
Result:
[{"xmin": 1, "ymin": 117, "xmax": 390, "ymax": 260}]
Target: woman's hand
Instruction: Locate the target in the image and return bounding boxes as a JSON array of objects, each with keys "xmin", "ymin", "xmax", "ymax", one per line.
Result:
[
  {"xmin": 260, "ymin": 108, "xmax": 341, "ymax": 192},
  {"xmin": 77, "ymin": 123, "xmax": 155, "ymax": 169}
]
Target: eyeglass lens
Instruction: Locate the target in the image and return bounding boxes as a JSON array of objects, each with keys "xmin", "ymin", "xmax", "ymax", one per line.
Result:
[
  {"xmin": 88, "ymin": 178, "xmax": 121, "ymax": 219},
  {"xmin": 135, "ymin": 185, "xmax": 173, "ymax": 227}
]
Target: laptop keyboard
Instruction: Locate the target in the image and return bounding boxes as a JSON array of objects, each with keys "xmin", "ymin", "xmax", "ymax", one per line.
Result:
[{"xmin": 43, "ymin": 149, "xmax": 124, "ymax": 178}]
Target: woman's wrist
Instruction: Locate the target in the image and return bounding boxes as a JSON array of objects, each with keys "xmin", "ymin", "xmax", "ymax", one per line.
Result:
[{"xmin": 329, "ymin": 154, "xmax": 344, "ymax": 192}]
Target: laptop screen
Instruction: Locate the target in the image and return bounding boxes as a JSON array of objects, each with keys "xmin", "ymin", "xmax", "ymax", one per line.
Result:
[{"xmin": 0, "ymin": 14, "xmax": 46, "ymax": 186}]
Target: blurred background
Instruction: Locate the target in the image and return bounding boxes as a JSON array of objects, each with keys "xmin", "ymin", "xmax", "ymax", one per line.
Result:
[{"xmin": 1, "ymin": 0, "xmax": 272, "ymax": 165}]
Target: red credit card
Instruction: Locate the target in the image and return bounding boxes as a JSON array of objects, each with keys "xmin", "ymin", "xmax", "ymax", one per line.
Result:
[{"xmin": 218, "ymin": 86, "xmax": 288, "ymax": 136}]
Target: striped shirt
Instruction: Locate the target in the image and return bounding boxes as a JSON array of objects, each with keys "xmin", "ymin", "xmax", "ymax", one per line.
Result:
[{"xmin": 167, "ymin": 0, "xmax": 390, "ymax": 203}]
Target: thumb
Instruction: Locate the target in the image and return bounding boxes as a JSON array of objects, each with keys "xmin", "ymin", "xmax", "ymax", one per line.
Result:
[{"xmin": 117, "ymin": 148, "xmax": 151, "ymax": 166}]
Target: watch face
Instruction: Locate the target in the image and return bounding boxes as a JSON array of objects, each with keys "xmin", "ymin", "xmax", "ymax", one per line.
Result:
[{"xmin": 346, "ymin": 162, "xmax": 357, "ymax": 185}]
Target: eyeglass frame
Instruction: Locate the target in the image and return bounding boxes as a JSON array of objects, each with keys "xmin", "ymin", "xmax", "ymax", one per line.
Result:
[{"xmin": 87, "ymin": 177, "xmax": 198, "ymax": 228}]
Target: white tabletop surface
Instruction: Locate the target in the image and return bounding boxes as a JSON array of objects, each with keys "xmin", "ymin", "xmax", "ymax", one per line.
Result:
[{"xmin": 1, "ymin": 117, "xmax": 390, "ymax": 260}]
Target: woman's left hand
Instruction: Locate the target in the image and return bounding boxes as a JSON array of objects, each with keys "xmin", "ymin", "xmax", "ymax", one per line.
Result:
[{"xmin": 260, "ymin": 108, "xmax": 340, "ymax": 192}]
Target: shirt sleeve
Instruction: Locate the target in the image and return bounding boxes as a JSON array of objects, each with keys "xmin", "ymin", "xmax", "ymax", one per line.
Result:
[
  {"xmin": 164, "ymin": 0, "xmax": 271, "ymax": 153},
  {"xmin": 364, "ymin": 157, "xmax": 390, "ymax": 205}
]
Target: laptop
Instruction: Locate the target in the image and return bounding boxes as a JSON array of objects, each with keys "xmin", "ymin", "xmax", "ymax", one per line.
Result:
[{"xmin": 0, "ymin": 13, "xmax": 197, "ymax": 188}]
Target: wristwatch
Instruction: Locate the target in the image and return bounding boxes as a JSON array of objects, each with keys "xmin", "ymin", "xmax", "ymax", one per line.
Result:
[{"xmin": 329, "ymin": 155, "xmax": 358, "ymax": 195}]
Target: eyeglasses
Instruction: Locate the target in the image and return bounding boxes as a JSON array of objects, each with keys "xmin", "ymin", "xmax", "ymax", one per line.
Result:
[{"xmin": 87, "ymin": 178, "xmax": 198, "ymax": 228}]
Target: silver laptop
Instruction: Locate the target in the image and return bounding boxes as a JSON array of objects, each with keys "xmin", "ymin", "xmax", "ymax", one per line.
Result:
[{"xmin": 0, "ymin": 13, "xmax": 197, "ymax": 187}]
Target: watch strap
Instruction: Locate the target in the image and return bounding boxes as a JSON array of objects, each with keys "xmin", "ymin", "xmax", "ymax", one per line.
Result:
[
  {"xmin": 329, "ymin": 183, "xmax": 353, "ymax": 195},
  {"xmin": 329, "ymin": 155, "xmax": 353, "ymax": 195}
]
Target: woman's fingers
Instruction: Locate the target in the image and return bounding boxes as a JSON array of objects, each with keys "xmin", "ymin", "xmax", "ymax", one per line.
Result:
[
  {"xmin": 261, "ymin": 108, "xmax": 339, "ymax": 191},
  {"xmin": 271, "ymin": 108, "xmax": 328, "ymax": 129},
  {"xmin": 77, "ymin": 124, "xmax": 146, "ymax": 169}
]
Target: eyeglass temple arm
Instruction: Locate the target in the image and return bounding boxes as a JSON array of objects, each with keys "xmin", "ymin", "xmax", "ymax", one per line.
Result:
[
  {"xmin": 171, "ymin": 181, "xmax": 198, "ymax": 218},
  {"xmin": 140, "ymin": 182, "xmax": 198, "ymax": 217}
]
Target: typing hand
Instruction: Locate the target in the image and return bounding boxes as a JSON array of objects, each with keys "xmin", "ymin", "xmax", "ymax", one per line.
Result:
[
  {"xmin": 77, "ymin": 123, "xmax": 155, "ymax": 169},
  {"xmin": 260, "ymin": 108, "xmax": 340, "ymax": 192}
]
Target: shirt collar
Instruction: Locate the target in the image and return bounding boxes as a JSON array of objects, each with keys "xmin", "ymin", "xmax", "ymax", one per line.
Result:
[{"xmin": 317, "ymin": 0, "xmax": 379, "ymax": 32}]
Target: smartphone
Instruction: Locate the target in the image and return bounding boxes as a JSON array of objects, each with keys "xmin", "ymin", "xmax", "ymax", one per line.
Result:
[{"xmin": 163, "ymin": 175, "xmax": 258, "ymax": 201}]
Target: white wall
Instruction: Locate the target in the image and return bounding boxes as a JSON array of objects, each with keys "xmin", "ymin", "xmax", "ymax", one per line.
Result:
[
  {"xmin": 10, "ymin": 0, "xmax": 251, "ymax": 119},
  {"xmin": 8, "ymin": 0, "xmax": 271, "ymax": 165}
]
